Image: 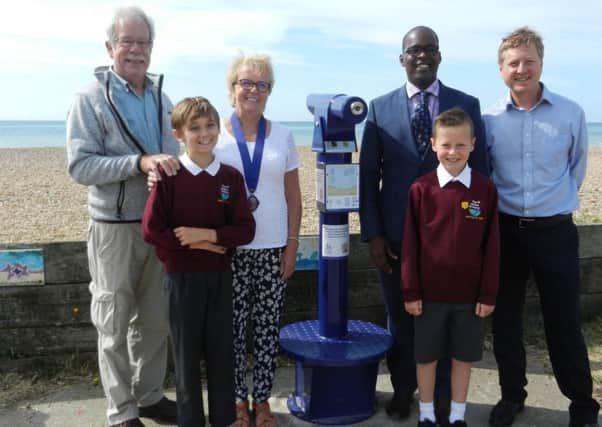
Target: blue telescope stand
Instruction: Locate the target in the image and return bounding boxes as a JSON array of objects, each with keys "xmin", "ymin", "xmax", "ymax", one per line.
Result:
[{"xmin": 279, "ymin": 94, "xmax": 392, "ymax": 425}]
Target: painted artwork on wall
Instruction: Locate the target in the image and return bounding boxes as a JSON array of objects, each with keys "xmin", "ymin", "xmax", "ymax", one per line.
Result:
[
  {"xmin": 296, "ymin": 236, "xmax": 319, "ymax": 271},
  {"xmin": 0, "ymin": 249, "xmax": 45, "ymax": 286}
]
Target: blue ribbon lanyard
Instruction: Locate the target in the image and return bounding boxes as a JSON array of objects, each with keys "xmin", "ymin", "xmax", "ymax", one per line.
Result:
[{"xmin": 230, "ymin": 112, "xmax": 267, "ymax": 194}]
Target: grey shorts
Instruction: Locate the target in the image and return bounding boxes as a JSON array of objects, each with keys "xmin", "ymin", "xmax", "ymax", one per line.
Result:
[{"xmin": 414, "ymin": 301, "xmax": 485, "ymax": 363}]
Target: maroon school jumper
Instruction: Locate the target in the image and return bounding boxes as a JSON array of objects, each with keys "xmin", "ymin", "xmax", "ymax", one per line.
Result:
[
  {"xmin": 401, "ymin": 169, "xmax": 500, "ymax": 305},
  {"xmin": 143, "ymin": 160, "xmax": 254, "ymax": 426},
  {"xmin": 142, "ymin": 162, "xmax": 255, "ymax": 271}
]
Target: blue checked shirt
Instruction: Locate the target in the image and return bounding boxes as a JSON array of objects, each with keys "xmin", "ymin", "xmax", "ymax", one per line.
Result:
[
  {"xmin": 483, "ymin": 84, "xmax": 588, "ymax": 217},
  {"xmin": 109, "ymin": 70, "xmax": 161, "ymax": 154}
]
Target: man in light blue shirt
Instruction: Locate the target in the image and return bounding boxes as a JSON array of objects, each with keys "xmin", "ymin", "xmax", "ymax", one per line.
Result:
[
  {"xmin": 484, "ymin": 27, "xmax": 600, "ymax": 427},
  {"xmin": 109, "ymin": 69, "xmax": 161, "ymax": 154},
  {"xmin": 66, "ymin": 6, "xmax": 180, "ymax": 427}
]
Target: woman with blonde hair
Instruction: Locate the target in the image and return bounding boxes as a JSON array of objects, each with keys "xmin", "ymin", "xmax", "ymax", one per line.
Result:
[{"xmin": 218, "ymin": 53, "xmax": 302, "ymax": 427}]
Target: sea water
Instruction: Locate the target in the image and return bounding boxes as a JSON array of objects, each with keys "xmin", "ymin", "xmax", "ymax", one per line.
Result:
[
  {"xmin": 0, "ymin": 120, "xmax": 321, "ymax": 148},
  {"xmin": 0, "ymin": 120, "xmax": 601, "ymax": 149}
]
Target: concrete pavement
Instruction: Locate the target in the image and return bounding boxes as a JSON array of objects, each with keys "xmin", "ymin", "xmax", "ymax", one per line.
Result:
[{"xmin": 1, "ymin": 350, "xmax": 600, "ymax": 427}]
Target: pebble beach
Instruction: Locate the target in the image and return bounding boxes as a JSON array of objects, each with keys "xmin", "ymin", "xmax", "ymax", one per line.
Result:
[{"xmin": 0, "ymin": 146, "xmax": 601, "ymax": 244}]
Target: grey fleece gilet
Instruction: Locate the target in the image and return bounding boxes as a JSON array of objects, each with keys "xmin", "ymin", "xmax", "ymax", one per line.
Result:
[{"xmin": 66, "ymin": 66, "xmax": 180, "ymax": 222}]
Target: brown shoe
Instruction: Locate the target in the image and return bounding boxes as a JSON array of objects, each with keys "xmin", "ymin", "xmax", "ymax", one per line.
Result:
[
  {"xmin": 232, "ymin": 400, "xmax": 250, "ymax": 427},
  {"xmin": 138, "ymin": 396, "xmax": 177, "ymax": 423},
  {"xmin": 110, "ymin": 418, "xmax": 145, "ymax": 427},
  {"xmin": 253, "ymin": 401, "xmax": 276, "ymax": 427}
]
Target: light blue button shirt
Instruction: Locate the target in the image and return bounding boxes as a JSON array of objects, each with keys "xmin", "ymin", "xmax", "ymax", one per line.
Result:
[
  {"xmin": 483, "ymin": 84, "xmax": 588, "ymax": 217},
  {"xmin": 406, "ymin": 79, "xmax": 440, "ymax": 120},
  {"xmin": 110, "ymin": 70, "xmax": 161, "ymax": 154}
]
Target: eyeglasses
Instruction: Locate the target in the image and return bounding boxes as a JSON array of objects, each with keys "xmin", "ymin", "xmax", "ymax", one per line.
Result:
[
  {"xmin": 115, "ymin": 38, "xmax": 153, "ymax": 49},
  {"xmin": 404, "ymin": 45, "xmax": 439, "ymax": 56},
  {"xmin": 237, "ymin": 79, "xmax": 271, "ymax": 93}
]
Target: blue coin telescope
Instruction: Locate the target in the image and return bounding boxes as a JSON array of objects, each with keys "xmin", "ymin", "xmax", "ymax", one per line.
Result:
[{"xmin": 279, "ymin": 94, "xmax": 392, "ymax": 424}]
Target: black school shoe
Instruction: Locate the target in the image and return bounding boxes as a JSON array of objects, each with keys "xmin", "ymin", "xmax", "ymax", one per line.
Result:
[
  {"xmin": 138, "ymin": 397, "xmax": 177, "ymax": 423},
  {"xmin": 488, "ymin": 399, "xmax": 524, "ymax": 427},
  {"xmin": 449, "ymin": 421, "xmax": 468, "ymax": 427},
  {"xmin": 418, "ymin": 420, "xmax": 437, "ymax": 427},
  {"xmin": 386, "ymin": 393, "xmax": 414, "ymax": 419}
]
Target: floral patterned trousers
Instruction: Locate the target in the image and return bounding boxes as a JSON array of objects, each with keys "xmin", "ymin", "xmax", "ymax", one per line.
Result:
[{"xmin": 232, "ymin": 247, "xmax": 287, "ymax": 403}]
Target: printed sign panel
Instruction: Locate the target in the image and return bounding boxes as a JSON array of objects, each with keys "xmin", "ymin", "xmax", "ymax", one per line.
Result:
[
  {"xmin": 296, "ymin": 236, "xmax": 319, "ymax": 270},
  {"xmin": 0, "ymin": 248, "xmax": 45, "ymax": 286},
  {"xmin": 315, "ymin": 163, "xmax": 360, "ymax": 212},
  {"xmin": 325, "ymin": 164, "xmax": 359, "ymax": 210},
  {"xmin": 321, "ymin": 224, "xmax": 349, "ymax": 258}
]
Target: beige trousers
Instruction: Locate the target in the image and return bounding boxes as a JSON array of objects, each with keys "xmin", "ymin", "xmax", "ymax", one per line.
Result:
[{"xmin": 88, "ymin": 221, "xmax": 169, "ymax": 425}]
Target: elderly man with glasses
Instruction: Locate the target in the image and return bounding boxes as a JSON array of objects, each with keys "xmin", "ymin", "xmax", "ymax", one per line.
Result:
[
  {"xmin": 359, "ymin": 25, "xmax": 489, "ymax": 426},
  {"xmin": 66, "ymin": 6, "xmax": 179, "ymax": 427}
]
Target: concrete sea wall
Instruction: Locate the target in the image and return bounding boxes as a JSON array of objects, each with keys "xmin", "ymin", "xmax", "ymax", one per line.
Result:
[{"xmin": 1, "ymin": 226, "xmax": 601, "ymax": 362}]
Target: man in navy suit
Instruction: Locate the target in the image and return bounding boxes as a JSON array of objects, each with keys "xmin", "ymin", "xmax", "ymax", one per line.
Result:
[{"xmin": 359, "ymin": 26, "xmax": 489, "ymax": 424}]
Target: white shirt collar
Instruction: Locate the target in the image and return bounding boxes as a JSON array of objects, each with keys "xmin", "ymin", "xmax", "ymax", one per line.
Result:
[
  {"xmin": 179, "ymin": 153, "xmax": 220, "ymax": 176},
  {"xmin": 437, "ymin": 163, "xmax": 471, "ymax": 188}
]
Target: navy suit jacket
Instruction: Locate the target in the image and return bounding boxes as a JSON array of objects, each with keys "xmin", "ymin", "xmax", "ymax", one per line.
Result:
[{"xmin": 359, "ymin": 81, "xmax": 489, "ymax": 250}]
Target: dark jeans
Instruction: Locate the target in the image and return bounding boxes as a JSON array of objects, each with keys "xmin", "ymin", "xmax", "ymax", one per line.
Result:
[
  {"xmin": 166, "ymin": 271, "xmax": 236, "ymax": 427},
  {"xmin": 379, "ymin": 255, "xmax": 451, "ymax": 400},
  {"xmin": 492, "ymin": 216, "xmax": 600, "ymax": 424}
]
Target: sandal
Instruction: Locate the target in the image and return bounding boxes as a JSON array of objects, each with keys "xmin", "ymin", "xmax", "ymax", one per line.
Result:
[
  {"xmin": 233, "ymin": 399, "xmax": 250, "ymax": 427},
  {"xmin": 253, "ymin": 401, "xmax": 276, "ymax": 427}
]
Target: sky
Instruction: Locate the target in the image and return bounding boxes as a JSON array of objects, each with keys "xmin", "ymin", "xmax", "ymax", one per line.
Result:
[{"xmin": 1, "ymin": 0, "xmax": 601, "ymax": 122}]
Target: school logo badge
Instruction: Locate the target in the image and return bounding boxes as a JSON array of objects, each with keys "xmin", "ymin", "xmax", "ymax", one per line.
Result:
[
  {"xmin": 468, "ymin": 200, "xmax": 481, "ymax": 217},
  {"xmin": 219, "ymin": 184, "xmax": 230, "ymax": 203},
  {"xmin": 462, "ymin": 200, "xmax": 483, "ymax": 220}
]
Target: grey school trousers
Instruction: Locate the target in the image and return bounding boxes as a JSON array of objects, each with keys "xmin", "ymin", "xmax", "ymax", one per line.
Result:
[
  {"xmin": 88, "ymin": 221, "xmax": 169, "ymax": 425},
  {"xmin": 167, "ymin": 271, "xmax": 236, "ymax": 427}
]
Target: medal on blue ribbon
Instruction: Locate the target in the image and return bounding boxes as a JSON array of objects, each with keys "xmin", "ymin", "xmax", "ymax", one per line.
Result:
[{"xmin": 231, "ymin": 112, "xmax": 266, "ymax": 212}]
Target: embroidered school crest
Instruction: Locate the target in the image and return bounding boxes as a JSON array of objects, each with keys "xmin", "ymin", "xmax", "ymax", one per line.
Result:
[
  {"xmin": 462, "ymin": 200, "xmax": 483, "ymax": 220},
  {"xmin": 219, "ymin": 184, "xmax": 230, "ymax": 203}
]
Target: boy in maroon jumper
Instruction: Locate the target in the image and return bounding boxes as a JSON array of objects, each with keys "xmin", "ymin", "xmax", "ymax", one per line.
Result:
[
  {"xmin": 401, "ymin": 108, "xmax": 500, "ymax": 427},
  {"xmin": 142, "ymin": 96, "xmax": 255, "ymax": 427}
]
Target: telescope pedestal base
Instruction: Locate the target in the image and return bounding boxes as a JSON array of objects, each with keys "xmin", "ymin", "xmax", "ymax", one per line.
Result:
[{"xmin": 279, "ymin": 320, "xmax": 392, "ymax": 425}]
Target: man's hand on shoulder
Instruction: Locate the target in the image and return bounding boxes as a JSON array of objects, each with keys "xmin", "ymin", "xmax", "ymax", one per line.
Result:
[
  {"xmin": 139, "ymin": 154, "xmax": 180, "ymax": 176},
  {"xmin": 368, "ymin": 236, "xmax": 397, "ymax": 274},
  {"xmin": 147, "ymin": 166, "xmax": 171, "ymax": 191}
]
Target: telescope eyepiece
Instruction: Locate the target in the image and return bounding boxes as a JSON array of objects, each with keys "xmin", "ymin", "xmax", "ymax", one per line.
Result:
[{"xmin": 350, "ymin": 101, "xmax": 364, "ymax": 116}]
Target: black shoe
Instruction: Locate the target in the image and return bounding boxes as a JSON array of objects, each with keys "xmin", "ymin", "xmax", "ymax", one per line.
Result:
[
  {"xmin": 386, "ymin": 393, "xmax": 413, "ymax": 419},
  {"xmin": 489, "ymin": 399, "xmax": 524, "ymax": 427},
  {"xmin": 139, "ymin": 397, "xmax": 177, "ymax": 424},
  {"xmin": 110, "ymin": 419, "xmax": 146, "ymax": 427},
  {"xmin": 418, "ymin": 420, "xmax": 437, "ymax": 427},
  {"xmin": 569, "ymin": 423, "xmax": 600, "ymax": 427},
  {"xmin": 434, "ymin": 394, "xmax": 451, "ymax": 427},
  {"xmin": 449, "ymin": 421, "xmax": 468, "ymax": 427}
]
